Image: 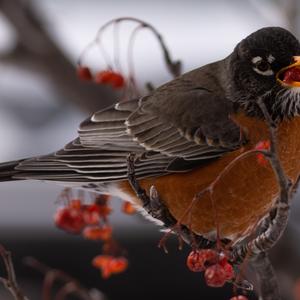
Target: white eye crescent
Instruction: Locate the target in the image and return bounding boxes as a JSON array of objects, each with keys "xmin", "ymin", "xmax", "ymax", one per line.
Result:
[
  {"xmin": 267, "ymin": 54, "xmax": 275, "ymax": 63},
  {"xmin": 253, "ymin": 67, "xmax": 274, "ymax": 76},
  {"xmin": 252, "ymin": 56, "xmax": 274, "ymax": 76},
  {"xmin": 252, "ymin": 56, "xmax": 262, "ymax": 64}
]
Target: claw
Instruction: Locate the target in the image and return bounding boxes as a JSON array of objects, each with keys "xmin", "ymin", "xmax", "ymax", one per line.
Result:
[{"xmin": 149, "ymin": 185, "xmax": 161, "ymax": 211}]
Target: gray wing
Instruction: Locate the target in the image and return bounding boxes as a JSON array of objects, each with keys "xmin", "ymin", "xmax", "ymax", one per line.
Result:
[
  {"xmin": 11, "ymin": 80, "xmax": 244, "ymax": 182},
  {"xmin": 127, "ymin": 78, "xmax": 243, "ymax": 153}
]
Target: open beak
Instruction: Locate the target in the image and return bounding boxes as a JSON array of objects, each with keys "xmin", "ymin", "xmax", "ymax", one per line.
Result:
[{"xmin": 276, "ymin": 56, "xmax": 300, "ymax": 87}]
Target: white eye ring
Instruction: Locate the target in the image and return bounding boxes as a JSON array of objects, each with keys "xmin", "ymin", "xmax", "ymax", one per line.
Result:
[
  {"xmin": 253, "ymin": 67, "xmax": 274, "ymax": 76},
  {"xmin": 251, "ymin": 56, "xmax": 274, "ymax": 76},
  {"xmin": 252, "ymin": 56, "xmax": 262, "ymax": 64},
  {"xmin": 267, "ymin": 54, "xmax": 275, "ymax": 63}
]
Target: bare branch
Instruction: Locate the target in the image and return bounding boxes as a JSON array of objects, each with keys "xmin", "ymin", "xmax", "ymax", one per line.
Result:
[
  {"xmin": 232, "ymin": 99, "xmax": 292, "ymax": 265},
  {"xmin": 23, "ymin": 257, "xmax": 104, "ymax": 300},
  {"xmin": 0, "ymin": 244, "xmax": 29, "ymax": 300},
  {"xmin": 252, "ymin": 252, "xmax": 281, "ymax": 300},
  {"xmin": 0, "ymin": 0, "xmax": 117, "ymax": 113}
]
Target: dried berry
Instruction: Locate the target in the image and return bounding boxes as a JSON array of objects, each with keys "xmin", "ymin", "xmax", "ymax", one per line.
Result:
[
  {"xmin": 219, "ymin": 257, "xmax": 234, "ymax": 281},
  {"xmin": 255, "ymin": 140, "xmax": 270, "ymax": 166},
  {"xmin": 54, "ymin": 207, "xmax": 85, "ymax": 234},
  {"xmin": 92, "ymin": 255, "xmax": 128, "ymax": 278},
  {"xmin": 186, "ymin": 249, "xmax": 218, "ymax": 272},
  {"xmin": 204, "ymin": 264, "xmax": 227, "ymax": 287}
]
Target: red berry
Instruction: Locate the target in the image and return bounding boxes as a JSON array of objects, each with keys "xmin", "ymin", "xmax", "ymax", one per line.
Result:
[
  {"xmin": 92, "ymin": 255, "xmax": 114, "ymax": 279},
  {"xmin": 255, "ymin": 140, "xmax": 270, "ymax": 166},
  {"xmin": 109, "ymin": 257, "xmax": 128, "ymax": 274},
  {"xmin": 255, "ymin": 140, "xmax": 270, "ymax": 151},
  {"xmin": 218, "ymin": 257, "xmax": 235, "ymax": 280},
  {"xmin": 83, "ymin": 225, "xmax": 112, "ymax": 241},
  {"xmin": 186, "ymin": 249, "xmax": 218, "ymax": 272},
  {"xmin": 77, "ymin": 66, "xmax": 93, "ymax": 81},
  {"xmin": 222, "ymin": 261, "xmax": 234, "ymax": 280},
  {"xmin": 92, "ymin": 255, "xmax": 128, "ymax": 279},
  {"xmin": 283, "ymin": 66, "xmax": 300, "ymax": 83},
  {"xmin": 122, "ymin": 201, "xmax": 136, "ymax": 215},
  {"xmin": 69, "ymin": 199, "xmax": 82, "ymax": 210},
  {"xmin": 92, "ymin": 255, "xmax": 112, "ymax": 268},
  {"xmin": 94, "ymin": 70, "xmax": 125, "ymax": 89},
  {"xmin": 95, "ymin": 71, "xmax": 113, "ymax": 84},
  {"xmin": 54, "ymin": 207, "xmax": 85, "ymax": 234},
  {"xmin": 230, "ymin": 296, "xmax": 248, "ymax": 300},
  {"xmin": 82, "ymin": 204, "xmax": 101, "ymax": 225},
  {"xmin": 205, "ymin": 264, "xmax": 227, "ymax": 287},
  {"xmin": 110, "ymin": 73, "xmax": 125, "ymax": 88}
]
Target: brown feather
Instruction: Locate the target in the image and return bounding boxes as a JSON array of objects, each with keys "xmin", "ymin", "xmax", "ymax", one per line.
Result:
[{"xmin": 119, "ymin": 113, "xmax": 300, "ymax": 240}]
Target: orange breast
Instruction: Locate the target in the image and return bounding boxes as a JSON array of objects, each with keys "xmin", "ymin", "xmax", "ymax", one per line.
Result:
[{"xmin": 119, "ymin": 114, "xmax": 300, "ymax": 240}]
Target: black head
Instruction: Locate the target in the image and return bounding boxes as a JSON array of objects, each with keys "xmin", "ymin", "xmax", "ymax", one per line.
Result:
[{"xmin": 229, "ymin": 27, "xmax": 300, "ymax": 121}]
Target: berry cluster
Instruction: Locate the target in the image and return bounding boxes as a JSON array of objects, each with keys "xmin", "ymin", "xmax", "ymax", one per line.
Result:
[
  {"xmin": 186, "ymin": 249, "xmax": 234, "ymax": 288},
  {"xmin": 77, "ymin": 66, "xmax": 125, "ymax": 89},
  {"xmin": 54, "ymin": 193, "xmax": 136, "ymax": 278},
  {"xmin": 186, "ymin": 249, "xmax": 248, "ymax": 299},
  {"xmin": 54, "ymin": 197, "xmax": 111, "ymax": 235}
]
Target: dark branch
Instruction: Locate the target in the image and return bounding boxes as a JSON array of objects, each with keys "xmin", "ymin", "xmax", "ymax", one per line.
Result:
[
  {"xmin": 0, "ymin": 244, "xmax": 29, "ymax": 300},
  {"xmin": 252, "ymin": 252, "xmax": 281, "ymax": 300},
  {"xmin": 0, "ymin": 0, "xmax": 117, "ymax": 113},
  {"xmin": 23, "ymin": 257, "xmax": 102, "ymax": 300}
]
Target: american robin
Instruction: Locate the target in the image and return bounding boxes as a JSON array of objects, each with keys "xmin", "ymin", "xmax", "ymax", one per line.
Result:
[{"xmin": 1, "ymin": 27, "xmax": 300, "ymax": 243}]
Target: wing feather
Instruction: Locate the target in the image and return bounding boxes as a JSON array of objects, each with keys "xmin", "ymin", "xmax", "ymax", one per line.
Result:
[{"xmin": 11, "ymin": 80, "xmax": 244, "ymax": 183}]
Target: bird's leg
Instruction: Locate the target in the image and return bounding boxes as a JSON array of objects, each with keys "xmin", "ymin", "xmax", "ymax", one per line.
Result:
[
  {"xmin": 258, "ymin": 206, "xmax": 278, "ymax": 235},
  {"xmin": 228, "ymin": 201, "xmax": 284, "ymax": 300},
  {"xmin": 126, "ymin": 153, "xmax": 176, "ymax": 227},
  {"xmin": 126, "ymin": 153, "xmax": 215, "ymax": 249},
  {"xmin": 231, "ymin": 182, "xmax": 292, "ymax": 266}
]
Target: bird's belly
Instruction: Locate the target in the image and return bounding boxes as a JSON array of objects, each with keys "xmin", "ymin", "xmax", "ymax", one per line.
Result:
[{"xmin": 119, "ymin": 114, "xmax": 300, "ymax": 241}]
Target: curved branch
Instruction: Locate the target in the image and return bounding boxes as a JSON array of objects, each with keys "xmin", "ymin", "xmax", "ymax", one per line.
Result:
[{"xmin": 0, "ymin": 0, "xmax": 117, "ymax": 113}]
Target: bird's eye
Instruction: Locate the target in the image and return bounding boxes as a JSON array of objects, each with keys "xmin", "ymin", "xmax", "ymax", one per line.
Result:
[
  {"xmin": 256, "ymin": 60, "xmax": 270, "ymax": 72},
  {"xmin": 252, "ymin": 58, "xmax": 274, "ymax": 76}
]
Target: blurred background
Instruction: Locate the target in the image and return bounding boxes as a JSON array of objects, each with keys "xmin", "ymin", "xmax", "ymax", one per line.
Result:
[{"xmin": 0, "ymin": 0, "xmax": 300, "ymax": 299}]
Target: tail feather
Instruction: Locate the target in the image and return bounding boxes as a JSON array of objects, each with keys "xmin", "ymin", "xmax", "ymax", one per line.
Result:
[{"xmin": 0, "ymin": 159, "xmax": 25, "ymax": 182}]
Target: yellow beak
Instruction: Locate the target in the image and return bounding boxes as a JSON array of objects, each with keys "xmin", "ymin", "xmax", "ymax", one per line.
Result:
[{"xmin": 276, "ymin": 56, "xmax": 300, "ymax": 87}]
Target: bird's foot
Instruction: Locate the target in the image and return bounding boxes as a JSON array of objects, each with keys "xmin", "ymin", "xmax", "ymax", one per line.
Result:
[
  {"xmin": 126, "ymin": 153, "xmax": 214, "ymax": 249},
  {"xmin": 126, "ymin": 153, "xmax": 176, "ymax": 227}
]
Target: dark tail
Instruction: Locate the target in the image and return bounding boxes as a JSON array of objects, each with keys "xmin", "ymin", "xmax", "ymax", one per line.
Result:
[{"xmin": 0, "ymin": 159, "xmax": 25, "ymax": 182}]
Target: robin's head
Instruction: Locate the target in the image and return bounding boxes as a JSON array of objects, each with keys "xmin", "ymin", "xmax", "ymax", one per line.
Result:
[{"xmin": 229, "ymin": 27, "xmax": 300, "ymax": 120}]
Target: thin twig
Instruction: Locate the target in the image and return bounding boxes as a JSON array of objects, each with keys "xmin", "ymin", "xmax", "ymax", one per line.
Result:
[
  {"xmin": 0, "ymin": 244, "xmax": 29, "ymax": 300},
  {"xmin": 0, "ymin": 0, "xmax": 116, "ymax": 114},
  {"xmin": 126, "ymin": 153, "xmax": 214, "ymax": 251},
  {"xmin": 92, "ymin": 17, "xmax": 182, "ymax": 78},
  {"xmin": 232, "ymin": 99, "xmax": 292, "ymax": 265},
  {"xmin": 23, "ymin": 257, "xmax": 97, "ymax": 300},
  {"xmin": 229, "ymin": 98, "xmax": 296, "ymax": 300}
]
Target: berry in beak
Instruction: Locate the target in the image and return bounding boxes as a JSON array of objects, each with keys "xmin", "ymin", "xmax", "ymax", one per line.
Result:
[{"xmin": 277, "ymin": 56, "xmax": 300, "ymax": 87}]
